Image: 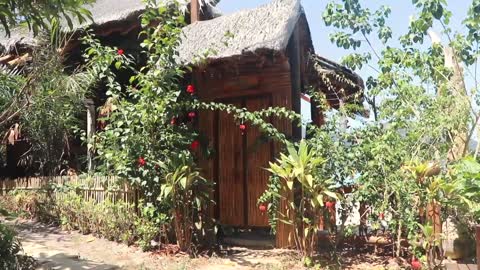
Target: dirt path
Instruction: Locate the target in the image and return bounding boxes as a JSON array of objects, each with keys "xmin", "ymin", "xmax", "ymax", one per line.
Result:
[{"xmin": 4, "ymin": 219, "xmax": 299, "ymax": 270}]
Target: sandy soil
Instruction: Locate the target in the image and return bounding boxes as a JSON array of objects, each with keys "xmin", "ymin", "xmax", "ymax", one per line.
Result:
[
  {"xmin": 0, "ymin": 217, "xmax": 401, "ymax": 270},
  {"xmin": 4, "ymin": 219, "xmax": 300, "ymax": 270}
]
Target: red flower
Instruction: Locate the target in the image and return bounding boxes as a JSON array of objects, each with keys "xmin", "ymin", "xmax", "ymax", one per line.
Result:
[
  {"xmin": 117, "ymin": 49, "xmax": 124, "ymax": 55},
  {"xmin": 138, "ymin": 157, "xmax": 146, "ymax": 167},
  {"xmin": 186, "ymin": 84, "xmax": 195, "ymax": 95},
  {"xmin": 190, "ymin": 140, "xmax": 200, "ymax": 151},
  {"xmin": 239, "ymin": 124, "xmax": 246, "ymax": 131},
  {"xmin": 411, "ymin": 258, "xmax": 421, "ymax": 270},
  {"xmin": 188, "ymin": 112, "xmax": 196, "ymax": 119},
  {"xmin": 379, "ymin": 212, "xmax": 384, "ymax": 220},
  {"xmin": 325, "ymin": 201, "xmax": 335, "ymax": 209},
  {"xmin": 170, "ymin": 117, "xmax": 177, "ymax": 125},
  {"xmin": 259, "ymin": 204, "xmax": 267, "ymax": 212}
]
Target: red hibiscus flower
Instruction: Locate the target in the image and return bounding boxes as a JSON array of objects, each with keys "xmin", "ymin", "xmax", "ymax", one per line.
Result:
[
  {"xmin": 186, "ymin": 84, "xmax": 195, "ymax": 95},
  {"xmin": 190, "ymin": 140, "xmax": 200, "ymax": 151},
  {"xmin": 325, "ymin": 201, "xmax": 335, "ymax": 209},
  {"xmin": 411, "ymin": 258, "xmax": 421, "ymax": 270},
  {"xmin": 138, "ymin": 156, "xmax": 146, "ymax": 167}
]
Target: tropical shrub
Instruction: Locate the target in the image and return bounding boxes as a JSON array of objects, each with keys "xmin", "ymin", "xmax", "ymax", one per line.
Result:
[
  {"xmin": 0, "ymin": 190, "xmax": 56, "ymax": 223},
  {"xmin": 0, "ymin": 187, "xmax": 166, "ymax": 249},
  {"xmin": 0, "ymin": 223, "xmax": 36, "ymax": 270},
  {"xmin": 55, "ymin": 191, "xmax": 139, "ymax": 245},
  {"xmin": 135, "ymin": 202, "xmax": 168, "ymax": 251},
  {"xmin": 0, "ymin": 33, "xmax": 116, "ymax": 175},
  {"xmin": 158, "ymin": 157, "xmax": 211, "ymax": 252},
  {"xmin": 266, "ymin": 140, "xmax": 338, "ymax": 266}
]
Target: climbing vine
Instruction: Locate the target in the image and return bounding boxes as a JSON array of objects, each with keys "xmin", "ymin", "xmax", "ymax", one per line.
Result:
[{"xmin": 90, "ymin": 0, "xmax": 300, "ymax": 253}]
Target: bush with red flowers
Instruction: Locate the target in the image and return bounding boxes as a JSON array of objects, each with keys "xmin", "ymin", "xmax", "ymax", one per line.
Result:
[{"xmin": 91, "ymin": 0, "xmax": 300, "ymax": 255}]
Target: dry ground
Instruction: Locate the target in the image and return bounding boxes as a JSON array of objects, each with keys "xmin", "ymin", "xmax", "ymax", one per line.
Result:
[{"xmin": 2, "ymin": 217, "xmax": 397, "ymax": 270}]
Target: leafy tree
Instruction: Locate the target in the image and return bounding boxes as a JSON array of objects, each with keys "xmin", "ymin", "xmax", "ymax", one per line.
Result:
[
  {"xmin": 322, "ymin": 0, "xmax": 480, "ymax": 266},
  {"xmin": 0, "ymin": 0, "xmax": 94, "ymax": 36}
]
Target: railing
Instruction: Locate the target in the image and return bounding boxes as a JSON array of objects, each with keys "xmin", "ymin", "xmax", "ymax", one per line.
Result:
[{"xmin": 0, "ymin": 176, "xmax": 138, "ymax": 205}]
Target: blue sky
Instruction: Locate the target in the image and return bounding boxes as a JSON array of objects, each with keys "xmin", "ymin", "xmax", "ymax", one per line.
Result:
[{"xmin": 217, "ymin": 0, "xmax": 470, "ymax": 80}]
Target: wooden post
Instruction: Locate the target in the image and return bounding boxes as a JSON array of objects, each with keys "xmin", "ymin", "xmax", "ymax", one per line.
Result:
[
  {"xmin": 287, "ymin": 23, "xmax": 302, "ymax": 141},
  {"xmin": 275, "ymin": 23, "xmax": 302, "ymax": 248},
  {"xmin": 476, "ymin": 225, "xmax": 480, "ymax": 270},
  {"xmin": 84, "ymin": 99, "xmax": 95, "ymax": 172},
  {"xmin": 190, "ymin": 0, "xmax": 200, "ymax": 23}
]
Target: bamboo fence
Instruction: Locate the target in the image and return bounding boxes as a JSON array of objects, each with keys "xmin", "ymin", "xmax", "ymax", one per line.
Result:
[{"xmin": 0, "ymin": 176, "xmax": 138, "ymax": 205}]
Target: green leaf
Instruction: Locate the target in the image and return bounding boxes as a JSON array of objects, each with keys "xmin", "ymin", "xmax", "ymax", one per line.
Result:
[
  {"xmin": 323, "ymin": 190, "xmax": 338, "ymax": 200},
  {"xmin": 305, "ymin": 175, "xmax": 313, "ymax": 188},
  {"xmin": 179, "ymin": 177, "xmax": 187, "ymax": 189},
  {"xmin": 286, "ymin": 180, "xmax": 294, "ymax": 190}
]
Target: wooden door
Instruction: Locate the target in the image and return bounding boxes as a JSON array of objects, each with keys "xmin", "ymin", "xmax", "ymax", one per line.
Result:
[
  {"xmin": 217, "ymin": 100, "xmax": 244, "ymax": 226},
  {"xmin": 216, "ymin": 95, "xmax": 271, "ymax": 227},
  {"xmin": 245, "ymin": 96, "xmax": 271, "ymax": 226}
]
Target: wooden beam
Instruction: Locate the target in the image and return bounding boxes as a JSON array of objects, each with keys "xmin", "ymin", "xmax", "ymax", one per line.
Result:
[
  {"xmin": 190, "ymin": 0, "xmax": 200, "ymax": 23},
  {"xmin": 0, "ymin": 54, "xmax": 14, "ymax": 64},
  {"xmin": 84, "ymin": 99, "xmax": 95, "ymax": 172},
  {"xmin": 7, "ymin": 53, "xmax": 31, "ymax": 66}
]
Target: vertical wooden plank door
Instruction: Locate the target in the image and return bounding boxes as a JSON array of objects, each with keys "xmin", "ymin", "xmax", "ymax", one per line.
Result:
[
  {"xmin": 218, "ymin": 100, "xmax": 244, "ymax": 226},
  {"xmin": 246, "ymin": 96, "xmax": 271, "ymax": 227},
  {"xmin": 216, "ymin": 95, "xmax": 271, "ymax": 227}
]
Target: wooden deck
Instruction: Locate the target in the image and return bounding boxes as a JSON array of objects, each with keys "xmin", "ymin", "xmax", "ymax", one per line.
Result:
[{"xmin": 445, "ymin": 262, "xmax": 478, "ymax": 270}]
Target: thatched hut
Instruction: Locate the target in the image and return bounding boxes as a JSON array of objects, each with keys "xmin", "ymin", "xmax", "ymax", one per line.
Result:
[
  {"xmin": 177, "ymin": 0, "xmax": 363, "ymax": 247},
  {"xmin": 0, "ymin": 0, "xmax": 363, "ymax": 247}
]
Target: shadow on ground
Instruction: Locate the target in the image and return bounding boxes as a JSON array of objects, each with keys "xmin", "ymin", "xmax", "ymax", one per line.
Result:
[
  {"xmin": 217, "ymin": 246, "xmax": 297, "ymax": 268},
  {"xmin": 35, "ymin": 252, "xmax": 119, "ymax": 270}
]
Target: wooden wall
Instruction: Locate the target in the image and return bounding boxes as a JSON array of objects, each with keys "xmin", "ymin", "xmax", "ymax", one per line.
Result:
[{"xmin": 195, "ymin": 53, "xmax": 294, "ymax": 247}]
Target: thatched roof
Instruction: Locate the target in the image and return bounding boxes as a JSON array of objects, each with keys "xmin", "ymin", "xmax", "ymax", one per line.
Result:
[
  {"xmin": 0, "ymin": 28, "xmax": 36, "ymax": 55},
  {"xmin": 0, "ymin": 0, "xmax": 222, "ymax": 54},
  {"xmin": 0, "ymin": 0, "xmax": 364, "ymax": 102},
  {"xmin": 177, "ymin": 0, "xmax": 363, "ymax": 102},
  {"xmin": 178, "ymin": 0, "xmax": 302, "ymax": 64},
  {"xmin": 307, "ymin": 53, "xmax": 364, "ymax": 107},
  {"xmin": 64, "ymin": 0, "xmax": 146, "ymax": 30}
]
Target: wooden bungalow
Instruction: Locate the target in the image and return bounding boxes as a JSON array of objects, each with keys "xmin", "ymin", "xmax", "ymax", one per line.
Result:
[
  {"xmin": 0, "ymin": 0, "xmax": 363, "ymax": 247},
  {"xmin": 177, "ymin": 0, "xmax": 363, "ymax": 247}
]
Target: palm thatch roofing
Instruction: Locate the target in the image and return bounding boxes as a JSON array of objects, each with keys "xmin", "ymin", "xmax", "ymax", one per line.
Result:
[
  {"xmin": 177, "ymin": 0, "xmax": 302, "ymax": 64},
  {"xmin": 0, "ymin": 0, "xmax": 221, "ymax": 54},
  {"xmin": 0, "ymin": 0, "xmax": 363, "ymax": 101},
  {"xmin": 177, "ymin": 0, "xmax": 363, "ymax": 102},
  {"xmin": 307, "ymin": 54, "xmax": 364, "ymax": 107}
]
